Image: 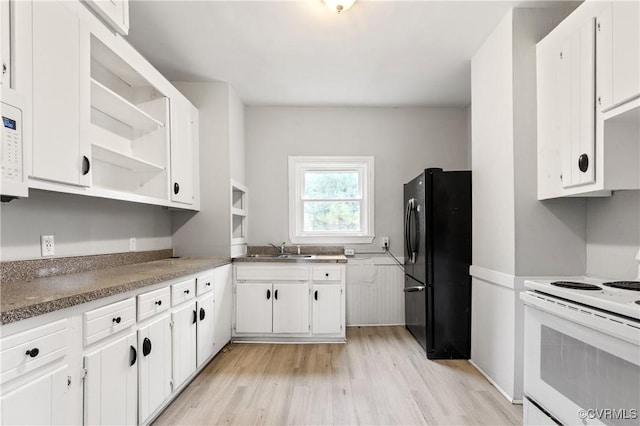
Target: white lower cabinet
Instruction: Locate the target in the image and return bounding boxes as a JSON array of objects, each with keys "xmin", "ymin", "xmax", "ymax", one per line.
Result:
[
  {"xmin": 138, "ymin": 312, "xmax": 172, "ymax": 424},
  {"xmin": 273, "ymin": 283, "xmax": 310, "ymax": 334},
  {"xmin": 312, "ymin": 284, "xmax": 343, "ymax": 334},
  {"xmin": 212, "ymin": 264, "xmax": 232, "ymax": 357},
  {"xmin": 0, "ymin": 364, "xmax": 71, "ymax": 425},
  {"xmin": 171, "ymin": 301, "xmax": 197, "ymax": 390},
  {"xmin": 84, "ymin": 331, "xmax": 137, "ymax": 425},
  {"xmin": 196, "ymin": 292, "xmax": 215, "ymax": 367},
  {"xmin": 234, "ymin": 263, "xmax": 345, "ymax": 342},
  {"xmin": 236, "ymin": 283, "xmax": 273, "ymax": 334}
]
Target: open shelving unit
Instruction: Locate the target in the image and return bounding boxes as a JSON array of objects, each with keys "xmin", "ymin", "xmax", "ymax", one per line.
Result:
[{"xmin": 230, "ymin": 180, "xmax": 248, "ymax": 252}]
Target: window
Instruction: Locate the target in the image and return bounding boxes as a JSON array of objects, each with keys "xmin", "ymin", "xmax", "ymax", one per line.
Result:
[{"xmin": 289, "ymin": 156, "xmax": 374, "ymax": 244}]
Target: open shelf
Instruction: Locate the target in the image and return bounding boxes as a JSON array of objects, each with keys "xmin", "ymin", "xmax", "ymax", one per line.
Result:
[
  {"xmin": 92, "ymin": 143, "xmax": 165, "ymax": 173},
  {"xmin": 91, "ymin": 79, "xmax": 164, "ymax": 133}
]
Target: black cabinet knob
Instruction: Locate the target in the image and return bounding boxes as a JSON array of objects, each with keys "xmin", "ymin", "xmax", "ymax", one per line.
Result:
[
  {"xmin": 112, "ymin": 316, "xmax": 122, "ymax": 324},
  {"xmin": 25, "ymin": 348, "xmax": 40, "ymax": 358},
  {"xmin": 82, "ymin": 156, "xmax": 91, "ymax": 175},
  {"xmin": 325, "ymin": 273, "xmax": 329, "ymax": 277},
  {"xmin": 193, "ymin": 310, "xmax": 197, "ymax": 324},
  {"xmin": 174, "ymin": 182, "xmax": 180, "ymax": 194},
  {"xmin": 314, "ymin": 290, "xmax": 318, "ymax": 301},
  {"xmin": 155, "ymin": 300, "xmax": 162, "ymax": 306},
  {"xmin": 142, "ymin": 337, "xmax": 152, "ymax": 356},
  {"xmin": 184, "ymin": 289, "xmax": 190, "ymax": 294},
  {"xmin": 578, "ymin": 154, "xmax": 589, "ymax": 173},
  {"xmin": 205, "ymin": 282, "xmax": 211, "ymax": 287},
  {"xmin": 266, "ymin": 289, "xmax": 271, "ymax": 300},
  {"xmin": 130, "ymin": 345, "xmax": 137, "ymax": 366},
  {"xmin": 274, "ymin": 289, "xmax": 278, "ymax": 300},
  {"xmin": 199, "ymin": 307, "xmax": 205, "ymax": 321}
]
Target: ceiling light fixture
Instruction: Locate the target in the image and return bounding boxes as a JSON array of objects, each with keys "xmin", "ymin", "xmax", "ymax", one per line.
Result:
[{"xmin": 322, "ymin": 0, "xmax": 356, "ymax": 14}]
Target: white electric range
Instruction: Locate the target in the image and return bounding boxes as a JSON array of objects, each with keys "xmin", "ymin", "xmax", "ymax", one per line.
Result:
[{"xmin": 521, "ymin": 277, "xmax": 640, "ymax": 425}]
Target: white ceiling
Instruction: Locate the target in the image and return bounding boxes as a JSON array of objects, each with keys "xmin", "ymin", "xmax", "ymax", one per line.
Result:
[{"xmin": 126, "ymin": 0, "xmax": 522, "ymax": 107}]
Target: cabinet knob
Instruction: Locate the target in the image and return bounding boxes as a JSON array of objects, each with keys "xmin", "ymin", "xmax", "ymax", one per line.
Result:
[
  {"xmin": 314, "ymin": 290, "xmax": 318, "ymax": 301},
  {"xmin": 174, "ymin": 182, "xmax": 180, "ymax": 194},
  {"xmin": 193, "ymin": 310, "xmax": 197, "ymax": 324},
  {"xmin": 155, "ymin": 300, "xmax": 162, "ymax": 306},
  {"xmin": 112, "ymin": 316, "xmax": 122, "ymax": 324},
  {"xmin": 274, "ymin": 289, "xmax": 278, "ymax": 300},
  {"xmin": 325, "ymin": 273, "xmax": 329, "ymax": 277},
  {"xmin": 25, "ymin": 348, "xmax": 40, "ymax": 358},
  {"xmin": 130, "ymin": 345, "xmax": 137, "ymax": 366},
  {"xmin": 266, "ymin": 289, "xmax": 271, "ymax": 300},
  {"xmin": 142, "ymin": 337, "xmax": 152, "ymax": 356},
  {"xmin": 199, "ymin": 307, "xmax": 206, "ymax": 321},
  {"xmin": 2, "ymin": 63, "xmax": 6, "ymax": 75},
  {"xmin": 205, "ymin": 282, "xmax": 211, "ymax": 287},
  {"xmin": 578, "ymin": 154, "xmax": 589, "ymax": 173},
  {"xmin": 184, "ymin": 289, "xmax": 190, "ymax": 294}
]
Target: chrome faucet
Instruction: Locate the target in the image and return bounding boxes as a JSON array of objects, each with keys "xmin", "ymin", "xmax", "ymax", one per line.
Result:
[{"xmin": 269, "ymin": 242, "xmax": 286, "ymax": 254}]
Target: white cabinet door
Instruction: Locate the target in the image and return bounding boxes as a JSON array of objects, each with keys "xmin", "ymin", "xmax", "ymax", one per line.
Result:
[
  {"xmin": 273, "ymin": 283, "xmax": 309, "ymax": 334},
  {"xmin": 213, "ymin": 264, "xmax": 232, "ymax": 355},
  {"xmin": 138, "ymin": 312, "xmax": 172, "ymax": 424},
  {"xmin": 610, "ymin": 1, "xmax": 639, "ymax": 107},
  {"xmin": 235, "ymin": 283, "xmax": 272, "ymax": 334},
  {"xmin": 171, "ymin": 301, "xmax": 197, "ymax": 390},
  {"xmin": 84, "ymin": 332, "xmax": 137, "ymax": 425},
  {"xmin": 169, "ymin": 96, "xmax": 195, "ymax": 205},
  {"xmin": 0, "ymin": 365, "xmax": 70, "ymax": 425},
  {"xmin": 31, "ymin": 0, "xmax": 89, "ymax": 187},
  {"xmin": 196, "ymin": 292, "xmax": 215, "ymax": 367},
  {"xmin": 312, "ymin": 284, "xmax": 342, "ymax": 335}
]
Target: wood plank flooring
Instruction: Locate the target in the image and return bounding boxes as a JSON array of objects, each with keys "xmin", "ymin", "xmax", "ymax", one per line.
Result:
[{"xmin": 153, "ymin": 326, "xmax": 522, "ymax": 425}]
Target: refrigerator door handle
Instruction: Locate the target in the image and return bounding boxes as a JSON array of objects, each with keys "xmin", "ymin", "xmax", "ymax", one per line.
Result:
[
  {"xmin": 405, "ymin": 198, "xmax": 417, "ymax": 263},
  {"xmin": 403, "ymin": 286, "xmax": 425, "ymax": 293}
]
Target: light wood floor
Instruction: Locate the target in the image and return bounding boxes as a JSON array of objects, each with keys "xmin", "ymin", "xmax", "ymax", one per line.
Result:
[{"xmin": 154, "ymin": 326, "xmax": 522, "ymax": 425}]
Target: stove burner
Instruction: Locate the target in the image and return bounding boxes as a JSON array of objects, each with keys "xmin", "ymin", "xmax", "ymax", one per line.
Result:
[
  {"xmin": 550, "ymin": 281, "xmax": 602, "ymax": 291},
  {"xmin": 602, "ymin": 281, "xmax": 640, "ymax": 291}
]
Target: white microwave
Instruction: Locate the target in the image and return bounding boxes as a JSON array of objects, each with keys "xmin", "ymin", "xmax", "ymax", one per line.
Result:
[{"xmin": 1, "ymin": 88, "xmax": 27, "ymax": 199}]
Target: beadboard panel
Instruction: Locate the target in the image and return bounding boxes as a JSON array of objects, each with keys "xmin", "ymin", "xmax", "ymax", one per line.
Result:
[{"xmin": 346, "ymin": 260, "xmax": 405, "ymax": 326}]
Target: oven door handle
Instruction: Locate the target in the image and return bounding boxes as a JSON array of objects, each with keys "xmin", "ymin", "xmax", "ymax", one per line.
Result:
[{"xmin": 521, "ymin": 291, "xmax": 640, "ymax": 345}]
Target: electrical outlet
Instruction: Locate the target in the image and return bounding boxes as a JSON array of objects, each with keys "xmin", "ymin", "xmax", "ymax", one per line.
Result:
[
  {"xmin": 41, "ymin": 235, "xmax": 55, "ymax": 257},
  {"xmin": 381, "ymin": 237, "xmax": 390, "ymax": 249},
  {"xmin": 344, "ymin": 248, "xmax": 355, "ymax": 256},
  {"xmin": 129, "ymin": 237, "xmax": 136, "ymax": 252}
]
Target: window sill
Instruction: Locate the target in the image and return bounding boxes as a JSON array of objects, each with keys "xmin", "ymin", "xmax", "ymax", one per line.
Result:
[{"xmin": 289, "ymin": 234, "xmax": 375, "ymax": 245}]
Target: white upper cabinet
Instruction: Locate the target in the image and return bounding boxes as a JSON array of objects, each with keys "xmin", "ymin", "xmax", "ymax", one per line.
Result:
[
  {"xmin": 81, "ymin": 0, "xmax": 129, "ymax": 35},
  {"xmin": 31, "ymin": 0, "xmax": 90, "ymax": 187},
  {"xmin": 537, "ymin": 0, "xmax": 639, "ymax": 200},
  {"xmin": 170, "ymin": 96, "xmax": 198, "ymax": 205}
]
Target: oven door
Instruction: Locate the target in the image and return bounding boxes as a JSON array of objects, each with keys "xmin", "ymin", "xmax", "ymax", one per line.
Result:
[{"xmin": 523, "ymin": 294, "xmax": 640, "ymax": 426}]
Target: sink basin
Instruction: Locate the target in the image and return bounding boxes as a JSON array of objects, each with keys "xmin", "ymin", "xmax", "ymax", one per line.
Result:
[{"xmin": 245, "ymin": 254, "xmax": 316, "ymax": 259}]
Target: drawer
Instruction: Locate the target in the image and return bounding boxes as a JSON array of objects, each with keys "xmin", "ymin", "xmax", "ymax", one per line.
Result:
[
  {"xmin": 0, "ymin": 319, "xmax": 68, "ymax": 385},
  {"xmin": 171, "ymin": 279, "xmax": 196, "ymax": 306},
  {"xmin": 312, "ymin": 266, "xmax": 343, "ymax": 282},
  {"xmin": 196, "ymin": 273, "xmax": 214, "ymax": 296},
  {"xmin": 236, "ymin": 265, "xmax": 309, "ymax": 282},
  {"xmin": 137, "ymin": 287, "xmax": 171, "ymax": 322},
  {"xmin": 84, "ymin": 298, "xmax": 136, "ymax": 346}
]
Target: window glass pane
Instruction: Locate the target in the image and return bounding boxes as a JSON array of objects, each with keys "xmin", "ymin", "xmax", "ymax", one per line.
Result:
[
  {"xmin": 303, "ymin": 201, "xmax": 360, "ymax": 231},
  {"xmin": 303, "ymin": 171, "xmax": 359, "ymax": 200}
]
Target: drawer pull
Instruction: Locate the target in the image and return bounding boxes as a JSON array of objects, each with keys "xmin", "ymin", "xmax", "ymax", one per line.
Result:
[
  {"xmin": 25, "ymin": 348, "xmax": 40, "ymax": 358},
  {"xmin": 199, "ymin": 307, "xmax": 206, "ymax": 321},
  {"xmin": 112, "ymin": 316, "xmax": 122, "ymax": 324},
  {"xmin": 142, "ymin": 338, "xmax": 152, "ymax": 356},
  {"xmin": 130, "ymin": 346, "xmax": 137, "ymax": 366},
  {"xmin": 155, "ymin": 300, "xmax": 162, "ymax": 306},
  {"xmin": 183, "ymin": 289, "xmax": 190, "ymax": 294},
  {"xmin": 205, "ymin": 282, "xmax": 211, "ymax": 287},
  {"xmin": 325, "ymin": 273, "xmax": 329, "ymax": 277}
]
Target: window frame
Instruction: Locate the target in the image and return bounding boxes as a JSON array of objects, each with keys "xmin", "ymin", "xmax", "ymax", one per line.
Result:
[{"xmin": 288, "ymin": 156, "xmax": 375, "ymax": 244}]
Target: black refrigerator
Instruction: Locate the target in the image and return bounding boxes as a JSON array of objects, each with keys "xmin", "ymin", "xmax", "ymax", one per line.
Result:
[{"xmin": 403, "ymin": 168, "xmax": 471, "ymax": 359}]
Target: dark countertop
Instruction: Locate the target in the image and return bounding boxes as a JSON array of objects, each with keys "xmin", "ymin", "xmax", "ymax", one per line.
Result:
[{"xmin": 1, "ymin": 257, "xmax": 230, "ymax": 325}]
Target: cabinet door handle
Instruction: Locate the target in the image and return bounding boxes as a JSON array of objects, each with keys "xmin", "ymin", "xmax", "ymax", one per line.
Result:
[
  {"xmin": 578, "ymin": 153, "xmax": 589, "ymax": 173},
  {"xmin": 174, "ymin": 182, "xmax": 180, "ymax": 194},
  {"xmin": 142, "ymin": 337, "xmax": 152, "ymax": 356},
  {"xmin": 155, "ymin": 300, "xmax": 162, "ymax": 306},
  {"xmin": 82, "ymin": 156, "xmax": 91, "ymax": 175},
  {"xmin": 274, "ymin": 289, "xmax": 278, "ymax": 300},
  {"xmin": 112, "ymin": 316, "xmax": 122, "ymax": 324},
  {"xmin": 193, "ymin": 310, "xmax": 197, "ymax": 324},
  {"xmin": 184, "ymin": 289, "xmax": 190, "ymax": 294},
  {"xmin": 129, "ymin": 345, "xmax": 137, "ymax": 366},
  {"xmin": 314, "ymin": 290, "xmax": 318, "ymax": 301},
  {"xmin": 25, "ymin": 348, "xmax": 40, "ymax": 358},
  {"xmin": 266, "ymin": 289, "xmax": 271, "ymax": 300},
  {"xmin": 199, "ymin": 307, "xmax": 205, "ymax": 321}
]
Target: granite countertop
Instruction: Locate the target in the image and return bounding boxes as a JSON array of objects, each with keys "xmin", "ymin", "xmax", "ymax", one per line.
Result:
[
  {"xmin": 1, "ymin": 257, "xmax": 230, "ymax": 325},
  {"xmin": 233, "ymin": 255, "xmax": 348, "ymax": 263}
]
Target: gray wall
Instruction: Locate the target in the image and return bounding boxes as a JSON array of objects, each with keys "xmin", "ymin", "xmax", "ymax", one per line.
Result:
[
  {"xmin": 0, "ymin": 190, "xmax": 172, "ymax": 261},
  {"xmin": 245, "ymin": 106, "xmax": 470, "ymax": 253},
  {"xmin": 586, "ymin": 191, "xmax": 640, "ymax": 280}
]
